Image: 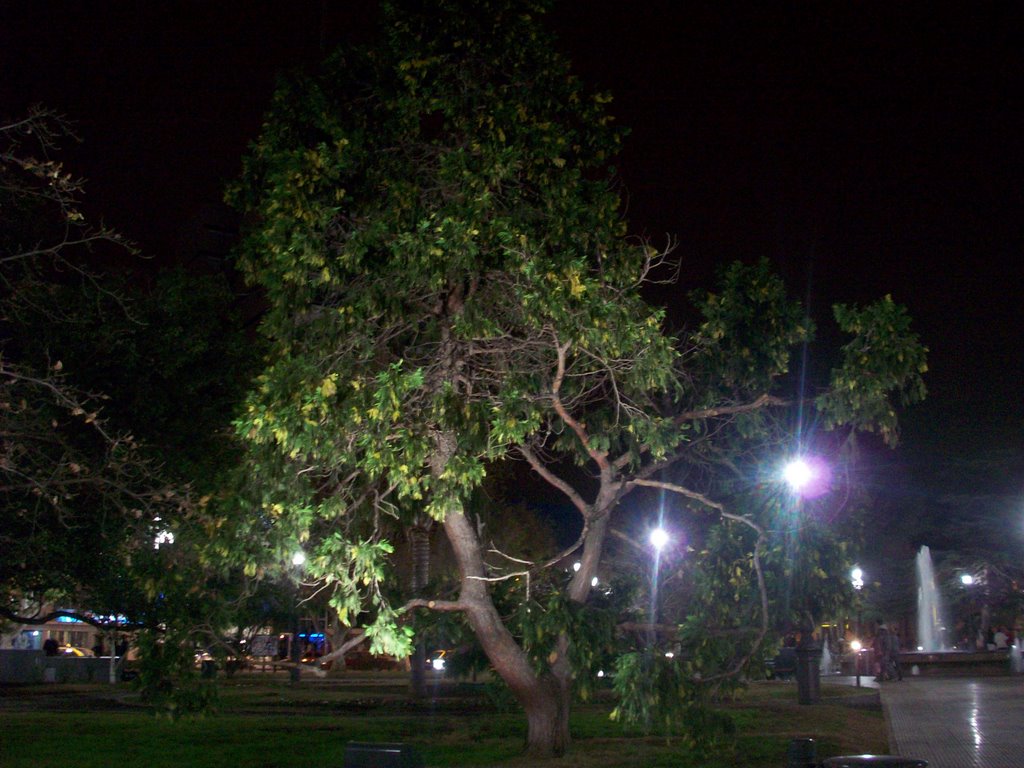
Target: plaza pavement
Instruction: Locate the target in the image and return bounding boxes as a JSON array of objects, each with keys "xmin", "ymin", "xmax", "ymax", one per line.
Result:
[{"xmin": 879, "ymin": 676, "xmax": 1024, "ymax": 768}]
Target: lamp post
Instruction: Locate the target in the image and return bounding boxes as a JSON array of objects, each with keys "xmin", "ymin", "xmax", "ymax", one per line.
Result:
[
  {"xmin": 851, "ymin": 567, "xmax": 864, "ymax": 687},
  {"xmin": 959, "ymin": 572, "xmax": 979, "ymax": 649},
  {"xmin": 648, "ymin": 527, "xmax": 668, "ymax": 645},
  {"xmin": 783, "ymin": 457, "xmax": 826, "ymax": 704},
  {"xmin": 850, "ymin": 639, "xmax": 863, "ymax": 688},
  {"xmin": 290, "ymin": 551, "xmax": 306, "ymax": 683}
]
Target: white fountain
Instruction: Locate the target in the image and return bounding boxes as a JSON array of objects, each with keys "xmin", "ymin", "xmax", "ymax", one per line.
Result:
[
  {"xmin": 819, "ymin": 642, "xmax": 833, "ymax": 675},
  {"xmin": 915, "ymin": 545, "xmax": 948, "ymax": 652}
]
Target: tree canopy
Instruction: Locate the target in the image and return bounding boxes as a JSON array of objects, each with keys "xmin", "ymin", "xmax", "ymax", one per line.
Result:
[{"xmin": 228, "ymin": 0, "xmax": 927, "ymax": 756}]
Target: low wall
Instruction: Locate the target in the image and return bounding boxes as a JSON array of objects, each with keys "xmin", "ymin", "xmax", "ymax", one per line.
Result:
[
  {"xmin": 0, "ymin": 650, "xmax": 119, "ymax": 684},
  {"xmin": 0, "ymin": 649, "xmax": 45, "ymax": 683},
  {"xmin": 900, "ymin": 649, "xmax": 1012, "ymax": 677}
]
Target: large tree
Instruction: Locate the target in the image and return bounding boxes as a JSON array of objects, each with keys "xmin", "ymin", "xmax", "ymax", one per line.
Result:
[{"xmin": 229, "ymin": 0, "xmax": 926, "ymax": 756}]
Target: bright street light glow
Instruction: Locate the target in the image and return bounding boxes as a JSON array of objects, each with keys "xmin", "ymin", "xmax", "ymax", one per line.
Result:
[
  {"xmin": 781, "ymin": 455, "xmax": 832, "ymax": 498},
  {"xmin": 850, "ymin": 640, "xmax": 862, "ymax": 652},
  {"xmin": 649, "ymin": 527, "xmax": 669, "ymax": 550},
  {"xmin": 961, "ymin": 573, "xmax": 974, "ymax": 586},
  {"xmin": 783, "ymin": 458, "xmax": 814, "ymax": 491},
  {"xmin": 572, "ymin": 561, "xmax": 581, "ymax": 572},
  {"xmin": 291, "ymin": 551, "xmax": 307, "ymax": 567},
  {"xmin": 851, "ymin": 566, "xmax": 864, "ymax": 590}
]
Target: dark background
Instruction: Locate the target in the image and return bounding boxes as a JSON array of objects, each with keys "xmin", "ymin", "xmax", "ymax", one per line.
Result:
[{"xmin": 3, "ymin": 2, "xmax": 1022, "ymax": 549}]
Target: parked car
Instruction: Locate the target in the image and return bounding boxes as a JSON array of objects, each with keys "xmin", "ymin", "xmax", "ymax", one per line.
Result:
[{"xmin": 59, "ymin": 645, "xmax": 93, "ymax": 657}]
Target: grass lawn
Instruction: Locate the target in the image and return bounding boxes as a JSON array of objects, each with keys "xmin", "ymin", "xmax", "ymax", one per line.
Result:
[{"xmin": 0, "ymin": 675, "xmax": 887, "ymax": 767}]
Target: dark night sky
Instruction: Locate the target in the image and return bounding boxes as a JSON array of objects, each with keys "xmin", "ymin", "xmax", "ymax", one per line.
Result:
[{"xmin": 3, "ymin": 2, "xmax": 1022, "ymax": 533}]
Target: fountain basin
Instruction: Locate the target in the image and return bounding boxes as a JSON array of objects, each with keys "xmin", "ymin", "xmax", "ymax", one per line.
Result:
[{"xmin": 899, "ymin": 649, "xmax": 1012, "ymax": 677}]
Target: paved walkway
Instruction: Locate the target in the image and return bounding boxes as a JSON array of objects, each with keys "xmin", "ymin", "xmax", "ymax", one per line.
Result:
[{"xmin": 879, "ymin": 677, "xmax": 1024, "ymax": 768}]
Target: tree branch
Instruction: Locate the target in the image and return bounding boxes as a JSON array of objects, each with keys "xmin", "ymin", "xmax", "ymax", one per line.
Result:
[
  {"xmin": 0, "ymin": 606, "xmax": 146, "ymax": 631},
  {"xmin": 517, "ymin": 444, "xmax": 593, "ymax": 520},
  {"xmin": 674, "ymin": 393, "xmax": 787, "ymax": 424},
  {"xmin": 629, "ymin": 478, "xmax": 770, "ymax": 683},
  {"xmin": 401, "ymin": 598, "xmax": 467, "ymax": 613}
]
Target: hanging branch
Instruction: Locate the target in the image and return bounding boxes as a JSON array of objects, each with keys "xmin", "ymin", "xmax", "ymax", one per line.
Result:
[{"xmin": 630, "ymin": 478, "xmax": 770, "ymax": 683}]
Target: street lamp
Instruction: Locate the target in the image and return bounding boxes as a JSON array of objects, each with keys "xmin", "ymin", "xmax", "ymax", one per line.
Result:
[
  {"xmin": 782, "ymin": 455, "xmax": 831, "ymax": 499},
  {"xmin": 851, "ymin": 567, "xmax": 865, "ymax": 687},
  {"xmin": 851, "ymin": 567, "xmax": 864, "ymax": 591},
  {"xmin": 850, "ymin": 639, "xmax": 864, "ymax": 688},
  {"xmin": 289, "ymin": 550, "xmax": 306, "ymax": 683},
  {"xmin": 649, "ymin": 527, "xmax": 669, "ymax": 551},
  {"xmin": 783, "ymin": 458, "xmax": 814, "ymax": 492},
  {"xmin": 646, "ymin": 527, "xmax": 670, "ymax": 647}
]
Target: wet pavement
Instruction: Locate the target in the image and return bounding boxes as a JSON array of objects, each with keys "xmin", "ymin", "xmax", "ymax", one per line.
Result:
[{"xmin": 880, "ymin": 676, "xmax": 1024, "ymax": 768}]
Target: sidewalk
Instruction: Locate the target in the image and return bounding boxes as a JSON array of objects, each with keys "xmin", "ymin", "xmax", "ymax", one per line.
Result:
[{"xmin": 880, "ymin": 677, "xmax": 1024, "ymax": 768}]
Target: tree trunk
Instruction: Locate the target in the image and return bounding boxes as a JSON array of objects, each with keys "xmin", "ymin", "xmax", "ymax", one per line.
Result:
[
  {"xmin": 409, "ymin": 521, "xmax": 433, "ymax": 698},
  {"xmin": 443, "ymin": 504, "xmax": 571, "ymax": 757},
  {"xmin": 523, "ymin": 676, "xmax": 571, "ymax": 757},
  {"xmin": 429, "ymin": 426, "xmax": 616, "ymax": 758}
]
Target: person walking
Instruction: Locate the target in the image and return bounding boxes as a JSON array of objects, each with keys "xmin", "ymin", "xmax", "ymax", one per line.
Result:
[
  {"xmin": 873, "ymin": 625, "xmax": 889, "ymax": 681},
  {"xmin": 886, "ymin": 625, "xmax": 903, "ymax": 680}
]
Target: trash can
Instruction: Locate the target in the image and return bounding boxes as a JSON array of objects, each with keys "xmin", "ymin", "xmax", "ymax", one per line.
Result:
[
  {"xmin": 821, "ymin": 756, "xmax": 927, "ymax": 767},
  {"xmin": 795, "ymin": 644, "xmax": 822, "ymax": 704},
  {"xmin": 787, "ymin": 738, "xmax": 817, "ymax": 768}
]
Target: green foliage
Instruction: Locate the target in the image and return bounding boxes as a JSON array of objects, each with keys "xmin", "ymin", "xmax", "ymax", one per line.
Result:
[
  {"xmin": 228, "ymin": 0, "xmax": 677, "ymax": 654},
  {"xmin": 691, "ymin": 259, "xmax": 812, "ymax": 398},
  {"xmin": 223, "ymin": 0, "xmax": 928, "ymax": 753},
  {"xmin": 766, "ymin": 513, "xmax": 858, "ymax": 629},
  {"xmin": 675, "ymin": 524, "xmax": 768, "ymax": 683},
  {"xmin": 611, "ymin": 652, "xmax": 736, "ymax": 753},
  {"xmin": 515, "ymin": 589, "xmax": 618, "ymax": 700},
  {"xmin": 817, "ymin": 295, "xmax": 928, "ymax": 446},
  {"xmin": 134, "ymin": 629, "xmax": 219, "ymax": 719}
]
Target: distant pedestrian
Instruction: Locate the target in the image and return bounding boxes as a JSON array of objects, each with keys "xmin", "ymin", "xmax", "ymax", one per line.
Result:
[
  {"xmin": 873, "ymin": 625, "xmax": 888, "ymax": 680},
  {"xmin": 993, "ymin": 627, "xmax": 1008, "ymax": 649},
  {"xmin": 874, "ymin": 624, "xmax": 901, "ymax": 681},
  {"xmin": 43, "ymin": 637, "xmax": 59, "ymax": 656},
  {"xmin": 887, "ymin": 627, "xmax": 903, "ymax": 680}
]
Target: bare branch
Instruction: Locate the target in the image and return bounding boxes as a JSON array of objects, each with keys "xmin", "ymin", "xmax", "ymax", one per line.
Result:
[
  {"xmin": 674, "ymin": 393, "xmax": 787, "ymax": 424},
  {"xmin": 401, "ymin": 598, "xmax": 466, "ymax": 613},
  {"xmin": 517, "ymin": 444, "xmax": 593, "ymax": 520}
]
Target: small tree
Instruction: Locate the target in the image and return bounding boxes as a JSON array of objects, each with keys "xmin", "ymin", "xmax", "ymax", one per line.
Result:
[
  {"xmin": 1, "ymin": 109, "xmax": 261, "ymax": 711},
  {"xmin": 0, "ymin": 107, "xmax": 173, "ymax": 619},
  {"xmin": 228, "ymin": 0, "xmax": 926, "ymax": 756}
]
